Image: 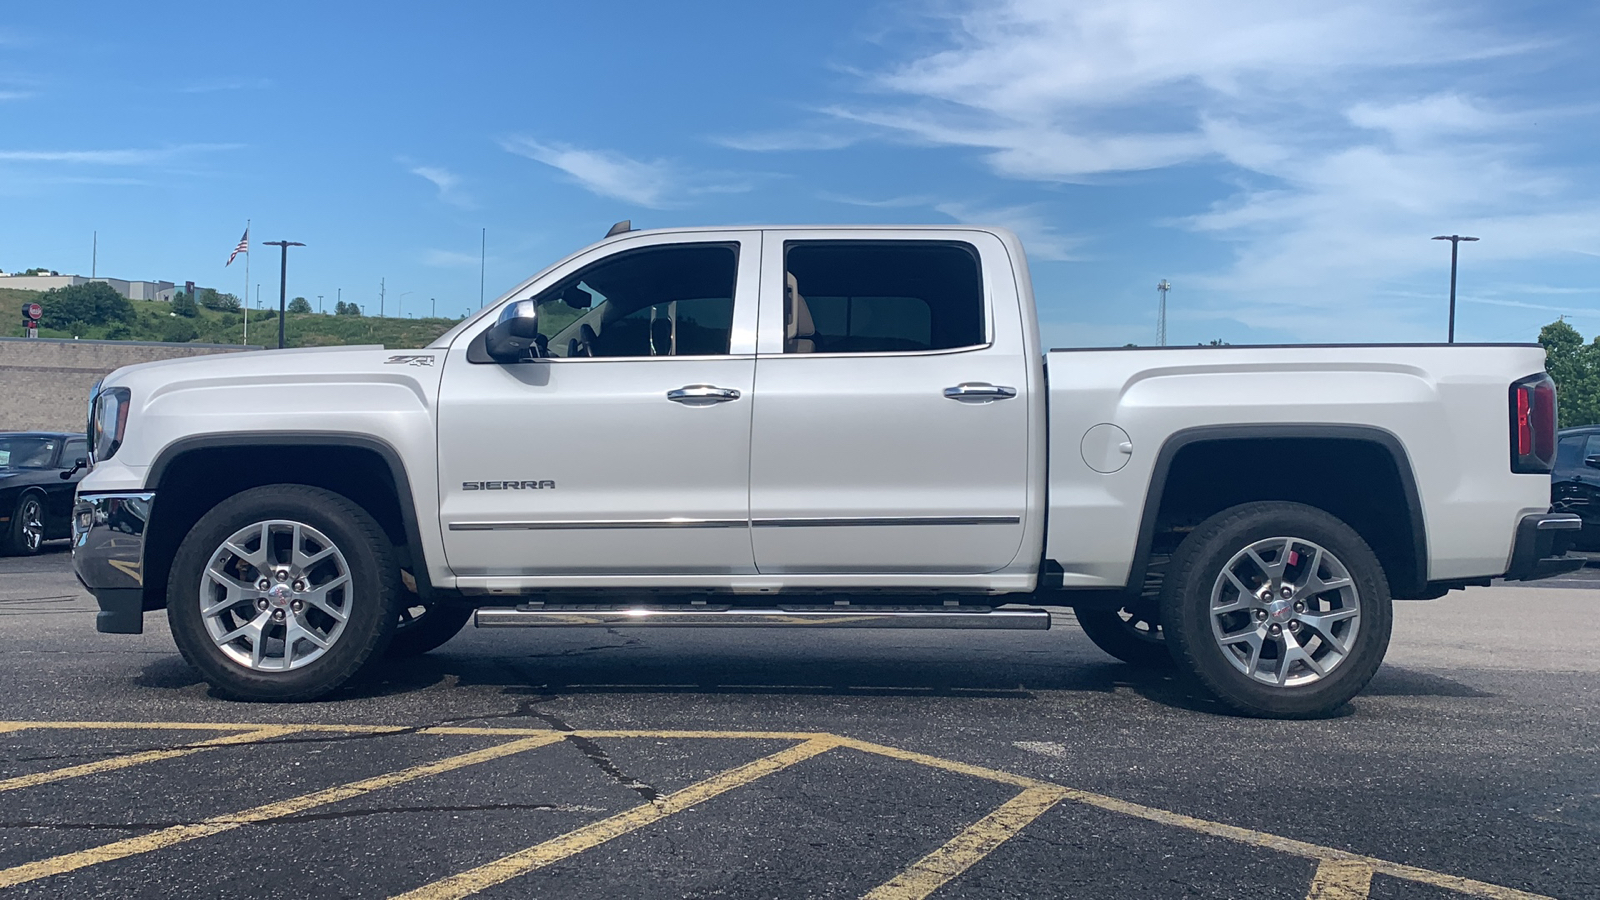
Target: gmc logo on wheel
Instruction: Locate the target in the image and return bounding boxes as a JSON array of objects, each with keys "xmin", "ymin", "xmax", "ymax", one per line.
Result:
[{"xmin": 462, "ymin": 481, "xmax": 556, "ymax": 490}]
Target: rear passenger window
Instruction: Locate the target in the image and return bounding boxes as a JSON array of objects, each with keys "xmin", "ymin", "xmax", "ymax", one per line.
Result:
[
  {"xmin": 783, "ymin": 241, "xmax": 984, "ymax": 354},
  {"xmin": 1557, "ymin": 436, "xmax": 1584, "ymax": 470}
]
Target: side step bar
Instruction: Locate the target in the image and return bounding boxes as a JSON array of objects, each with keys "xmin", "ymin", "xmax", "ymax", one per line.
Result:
[{"xmin": 474, "ymin": 604, "xmax": 1051, "ymax": 630}]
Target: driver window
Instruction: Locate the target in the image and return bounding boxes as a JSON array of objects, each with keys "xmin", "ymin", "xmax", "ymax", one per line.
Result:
[{"xmin": 536, "ymin": 243, "xmax": 738, "ymax": 358}]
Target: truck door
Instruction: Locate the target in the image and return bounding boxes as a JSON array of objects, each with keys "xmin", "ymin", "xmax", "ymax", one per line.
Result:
[
  {"xmin": 747, "ymin": 231, "xmax": 1032, "ymax": 574},
  {"xmin": 436, "ymin": 233, "xmax": 761, "ymax": 577}
]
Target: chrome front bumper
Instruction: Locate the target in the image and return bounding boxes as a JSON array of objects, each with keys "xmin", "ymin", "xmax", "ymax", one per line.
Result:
[{"xmin": 72, "ymin": 492, "xmax": 155, "ymax": 634}]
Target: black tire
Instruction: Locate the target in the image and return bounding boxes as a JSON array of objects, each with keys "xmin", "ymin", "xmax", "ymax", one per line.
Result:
[
  {"xmin": 3, "ymin": 492, "xmax": 47, "ymax": 556},
  {"xmin": 1074, "ymin": 604, "xmax": 1174, "ymax": 668},
  {"xmin": 1160, "ymin": 501, "xmax": 1392, "ymax": 719},
  {"xmin": 167, "ymin": 484, "xmax": 401, "ymax": 701},
  {"xmin": 387, "ymin": 598, "xmax": 472, "ymax": 658}
]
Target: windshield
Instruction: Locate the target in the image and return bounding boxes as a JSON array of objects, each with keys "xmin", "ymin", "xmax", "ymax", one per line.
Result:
[{"xmin": 0, "ymin": 436, "xmax": 59, "ymax": 469}]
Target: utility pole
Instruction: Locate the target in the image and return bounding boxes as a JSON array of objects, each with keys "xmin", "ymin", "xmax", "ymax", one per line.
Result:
[
  {"xmin": 480, "ymin": 227, "xmax": 486, "ymax": 308},
  {"xmin": 262, "ymin": 240, "xmax": 305, "ymax": 349},
  {"xmin": 1432, "ymin": 235, "xmax": 1479, "ymax": 343},
  {"xmin": 1156, "ymin": 280, "xmax": 1171, "ymax": 347},
  {"xmin": 92, "ymin": 231, "xmax": 97, "ymax": 278},
  {"xmin": 379, "ymin": 278, "xmax": 386, "ymax": 318},
  {"xmin": 431, "ymin": 297, "xmax": 436, "ymax": 319},
  {"xmin": 317, "ymin": 294, "xmax": 324, "ymax": 314},
  {"xmin": 337, "ymin": 287, "xmax": 341, "ymax": 315}
]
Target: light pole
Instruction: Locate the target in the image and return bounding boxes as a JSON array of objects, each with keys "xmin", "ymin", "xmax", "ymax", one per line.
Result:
[
  {"xmin": 262, "ymin": 240, "xmax": 305, "ymax": 349},
  {"xmin": 399, "ymin": 291, "xmax": 414, "ymax": 319},
  {"xmin": 1156, "ymin": 280, "xmax": 1171, "ymax": 347},
  {"xmin": 1432, "ymin": 235, "xmax": 1478, "ymax": 343},
  {"xmin": 317, "ymin": 294, "xmax": 324, "ymax": 315}
]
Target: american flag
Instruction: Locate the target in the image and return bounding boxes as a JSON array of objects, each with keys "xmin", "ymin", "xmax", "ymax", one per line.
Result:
[{"xmin": 226, "ymin": 227, "xmax": 249, "ymax": 267}]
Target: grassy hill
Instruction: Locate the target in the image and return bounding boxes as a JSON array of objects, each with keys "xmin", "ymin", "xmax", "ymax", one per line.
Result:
[{"xmin": 0, "ymin": 287, "xmax": 460, "ymax": 349}]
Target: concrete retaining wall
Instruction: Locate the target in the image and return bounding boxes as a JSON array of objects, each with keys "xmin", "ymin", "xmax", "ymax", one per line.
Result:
[{"xmin": 0, "ymin": 338, "xmax": 257, "ymax": 432}]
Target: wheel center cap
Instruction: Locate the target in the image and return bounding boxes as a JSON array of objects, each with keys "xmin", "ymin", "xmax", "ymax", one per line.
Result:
[
  {"xmin": 267, "ymin": 584, "xmax": 295, "ymax": 607},
  {"xmin": 1267, "ymin": 599, "xmax": 1292, "ymax": 621}
]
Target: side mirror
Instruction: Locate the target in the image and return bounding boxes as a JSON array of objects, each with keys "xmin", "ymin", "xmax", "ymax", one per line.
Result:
[
  {"xmin": 1585, "ymin": 455, "xmax": 1600, "ymax": 470},
  {"xmin": 61, "ymin": 457, "xmax": 87, "ymax": 479},
  {"xmin": 483, "ymin": 300, "xmax": 543, "ymax": 363}
]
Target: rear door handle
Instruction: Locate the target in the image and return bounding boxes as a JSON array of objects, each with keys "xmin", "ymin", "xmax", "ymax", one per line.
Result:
[
  {"xmin": 667, "ymin": 384, "xmax": 741, "ymax": 405},
  {"xmin": 943, "ymin": 382, "xmax": 1017, "ymax": 402}
]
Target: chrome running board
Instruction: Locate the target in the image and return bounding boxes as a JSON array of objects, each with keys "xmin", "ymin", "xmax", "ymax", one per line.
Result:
[{"xmin": 473, "ymin": 604, "xmax": 1050, "ymax": 630}]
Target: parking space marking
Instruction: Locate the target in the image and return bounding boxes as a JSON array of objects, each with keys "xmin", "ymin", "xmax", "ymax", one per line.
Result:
[
  {"xmin": 1306, "ymin": 859, "xmax": 1375, "ymax": 900},
  {"xmin": 861, "ymin": 784, "xmax": 1073, "ymax": 900},
  {"xmin": 0, "ymin": 726, "xmax": 299, "ymax": 794},
  {"xmin": 392, "ymin": 736, "xmax": 842, "ymax": 900},
  {"xmin": 0, "ymin": 733, "xmax": 564, "ymax": 890},
  {"xmin": 0, "ymin": 722, "xmax": 1567, "ymax": 900}
]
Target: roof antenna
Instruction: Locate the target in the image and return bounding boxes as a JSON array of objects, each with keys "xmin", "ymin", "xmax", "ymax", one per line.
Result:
[{"xmin": 605, "ymin": 219, "xmax": 632, "ymax": 238}]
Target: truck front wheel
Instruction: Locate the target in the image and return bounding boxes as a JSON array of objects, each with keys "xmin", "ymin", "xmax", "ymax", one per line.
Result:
[
  {"xmin": 1159, "ymin": 502, "xmax": 1392, "ymax": 719},
  {"xmin": 167, "ymin": 485, "xmax": 401, "ymax": 701}
]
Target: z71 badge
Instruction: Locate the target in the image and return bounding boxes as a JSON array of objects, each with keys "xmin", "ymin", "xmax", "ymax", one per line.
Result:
[{"xmin": 463, "ymin": 481, "xmax": 556, "ymax": 490}]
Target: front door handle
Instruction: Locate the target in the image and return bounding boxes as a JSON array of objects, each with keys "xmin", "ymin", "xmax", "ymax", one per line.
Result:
[
  {"xmin": 667, "ymin": 384, "xmax": 741, "ymax": 405},
  {"xmin": 943, "ymin": 382, "xmax": 1018, "ymax": 402}
]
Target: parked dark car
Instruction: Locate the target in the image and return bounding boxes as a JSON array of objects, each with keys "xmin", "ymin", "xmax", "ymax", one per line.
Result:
[
  {"xmin": 0, "ymin": 432, "xmax": 90, "ymax": 555},
  {"xmin": 1552, "ymin": 425, "xmax": 1600, "ymax": 549}
]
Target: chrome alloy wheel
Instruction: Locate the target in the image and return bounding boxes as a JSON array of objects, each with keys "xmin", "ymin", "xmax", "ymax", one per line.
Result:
[
  {"xmin": 19, "ymin": 497, "xmax": 44, "ymax": 552},
  {"xmin": 1208, "ymin": 536, "xmax": 1360, "ymax": 687},
  {"xmin": 198, "ymin": 520, "xmax": 353, "ymax": 672}
]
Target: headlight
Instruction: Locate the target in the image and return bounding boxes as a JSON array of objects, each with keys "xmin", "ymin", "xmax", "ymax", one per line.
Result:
[{"xmin": 90, "ymin": 387, "xmax": 131, "ymax": 463}]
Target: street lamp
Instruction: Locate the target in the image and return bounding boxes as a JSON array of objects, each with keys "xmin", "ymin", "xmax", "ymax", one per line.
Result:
[
  {"xmin": 262, "ymin": 240, "xmax": 305, "ymax": 349},
  {"xmin": 398, "ymin": 290, "xmax": 414, "ymax": 319},
  {"xmin": 1432, "ymin": 235, "xmax": 1479, "ymax": 343}
]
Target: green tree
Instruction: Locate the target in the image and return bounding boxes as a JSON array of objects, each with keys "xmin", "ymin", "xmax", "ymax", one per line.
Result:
[
  {"xmin": 199, "ymin": 289, "xmax": 242, "ymax": 311},
  {"xmin": 159, "ymin": 317, "xmax": 199, "ymax": 343},
  {"xmin": 287, "ymin": 296, "xmax": 313, "ymax": 314},
  {"xmin": 1539, "ymin": 319, "xmax": 1600, "ymax": 428},
  {"xmin": 170, "ymin": 291, "xmax": 200, "ymax": 317},
  {"xmin": 335, "ymin": 300, "xmax": 362, "ymax": 316},
  {"xmin": 21, "ymin": 267, "xmax": 57, "ymax": 276},
  {"xmin": 38, "ymin": 282, "xmax": 133, "ymax": 327}
]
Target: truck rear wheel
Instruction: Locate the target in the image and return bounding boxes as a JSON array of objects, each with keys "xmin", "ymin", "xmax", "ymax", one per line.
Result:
[
  {"xmin": 1074, "ymin": 604, "xmax": 1173, "ymax": 668},
  {"xmin": 1159, "ymin": 501, "xmax": 1391, "ymax": 719},
  {"xmin": 166, "ymin": 485, "xmax": 401, "ymax": 701}
]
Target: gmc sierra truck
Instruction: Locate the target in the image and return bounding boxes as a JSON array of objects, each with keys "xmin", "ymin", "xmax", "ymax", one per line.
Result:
[{"xmin": 71, "ymin": 224, "xmax": 1580, "ymax": 718}]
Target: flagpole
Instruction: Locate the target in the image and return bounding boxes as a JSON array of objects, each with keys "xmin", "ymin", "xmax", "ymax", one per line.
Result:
[{"xmin": 242, "ymin": 220, "xmax": 250, "ymax": 346}]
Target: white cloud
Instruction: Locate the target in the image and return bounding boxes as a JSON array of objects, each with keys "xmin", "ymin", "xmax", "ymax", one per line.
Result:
[
  {"xmin": 713, "ymin": 130, "xmax": 859, "ymax": 152},
  {"xmin": 502, "ymin": 138, "xmax": 677, "ymax": 208},
  {"xmin": 934, "ymin": 202, "xmax": 1086, "ymax": 262},
  {"xmin": 821, "ymin": 0, "xmax": 1598, "ymax": 340},
  {"xmin": 0, "ymin": 91, "xmax": 31, "ymax": 102},
  {"xmin": 405, "ymin": 162, "xmax": 474, "ymax": 209},
  {"xmin": 0, "ymin": 144, "xmax": 241, "ymax": 165},
  {"xmin": 179, "ymin": 78, "xmax": 272, "ymax": 94}
]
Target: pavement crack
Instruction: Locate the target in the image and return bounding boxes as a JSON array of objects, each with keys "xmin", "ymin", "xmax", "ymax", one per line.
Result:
[{"xmin": 563, "ymin": 733, "xmax": 663, "ymax": 808}]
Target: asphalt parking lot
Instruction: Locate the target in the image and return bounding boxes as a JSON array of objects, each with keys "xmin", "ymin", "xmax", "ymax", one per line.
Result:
[{"xmin": 0, "ymin": 544, "xmax": 1594, "ymax": 899}]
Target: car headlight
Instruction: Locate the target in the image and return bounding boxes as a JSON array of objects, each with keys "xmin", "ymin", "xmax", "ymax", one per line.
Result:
[{"xmin": 90, "ymin": 387, "xmax": 131, "ymax": 463}]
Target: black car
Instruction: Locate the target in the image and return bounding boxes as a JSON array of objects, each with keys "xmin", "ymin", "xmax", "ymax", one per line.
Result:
[
  {"xmin": 0, "ymin": 432, "xmax": 90, "ymax": 555},
  {"xmin": 1552, "ymin": 425, "xmax": 1600, "ymax": 549}
]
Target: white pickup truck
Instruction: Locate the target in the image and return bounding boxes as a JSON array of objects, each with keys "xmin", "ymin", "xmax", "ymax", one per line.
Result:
[{"xmin": 72, "ymin": 224, "xmax": 1579, "ymax": 718}]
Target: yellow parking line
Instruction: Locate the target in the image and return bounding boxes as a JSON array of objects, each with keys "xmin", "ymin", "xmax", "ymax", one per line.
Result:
[
  {"xmin": 861, "ymin": 785, "xmax": 1072, "ymax": 900},
  {"xmin": 0, "ymin": 733, "xmax": 563, "ymax": 891},
  {"xmin": 391, "ymin": 736, "xmax": 842, "ymax": 900},
  {"xmin": 837, "ymin": 737, "xmax": 1042, "ymax": 788},
  {"xmin": 1306, "ymin": 859, "xmax": 1374, "ymax": 900},
  {"xmin": 1059, "ymin": 790, "xmax": 1555, "ymax": 900},
  {"xmin": 0, "ymin": 726, "xmax": 299, "ymax": 794}
]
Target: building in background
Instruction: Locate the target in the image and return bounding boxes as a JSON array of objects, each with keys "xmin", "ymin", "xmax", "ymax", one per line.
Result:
[{"xmin": 0, "ymin": 273, "xmax": 183, "ymax": 302}]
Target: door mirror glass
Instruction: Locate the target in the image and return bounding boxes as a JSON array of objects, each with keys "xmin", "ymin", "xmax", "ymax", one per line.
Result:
[{"xmin": 484, "ymin": 299, "xmax": 545, "ymax": 363}]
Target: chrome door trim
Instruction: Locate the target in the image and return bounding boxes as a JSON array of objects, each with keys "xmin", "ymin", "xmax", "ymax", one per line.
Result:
[
  {"xmin": 943, "ymin": 383, "xmax": 1018, "ymax": 402},
  {"xmin": 751, "ymin": 515, "xmax": 1021, "ymax": 528},
  {"xmin": 667, "ymin": 384, "xmax": 741, "ymax": 404},
  {"xmin": 450, "ymin": 518, "xmax": 747, "ymax": 532}
]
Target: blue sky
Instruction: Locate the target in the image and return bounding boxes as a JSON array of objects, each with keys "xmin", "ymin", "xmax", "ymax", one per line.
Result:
[{"xmin": 2, "ymin": 0, "xmax": 1597, "ymax": 346}]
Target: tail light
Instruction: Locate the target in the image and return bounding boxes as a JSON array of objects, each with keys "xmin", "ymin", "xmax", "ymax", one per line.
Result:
[{"xmin": 1510, "ymin": 373, "xmax": 1557, "ymax": 473}]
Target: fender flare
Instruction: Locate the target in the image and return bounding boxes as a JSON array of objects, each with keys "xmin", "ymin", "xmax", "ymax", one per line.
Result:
[{"xmin": 1125, "ymin": 423, "xmax": 1428, "ymax": 598}]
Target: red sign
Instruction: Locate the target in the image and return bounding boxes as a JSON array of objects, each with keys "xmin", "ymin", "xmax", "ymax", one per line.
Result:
[{"xmin": 24, "ymin": 303, "xmax": 42, "ymax": 320}]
